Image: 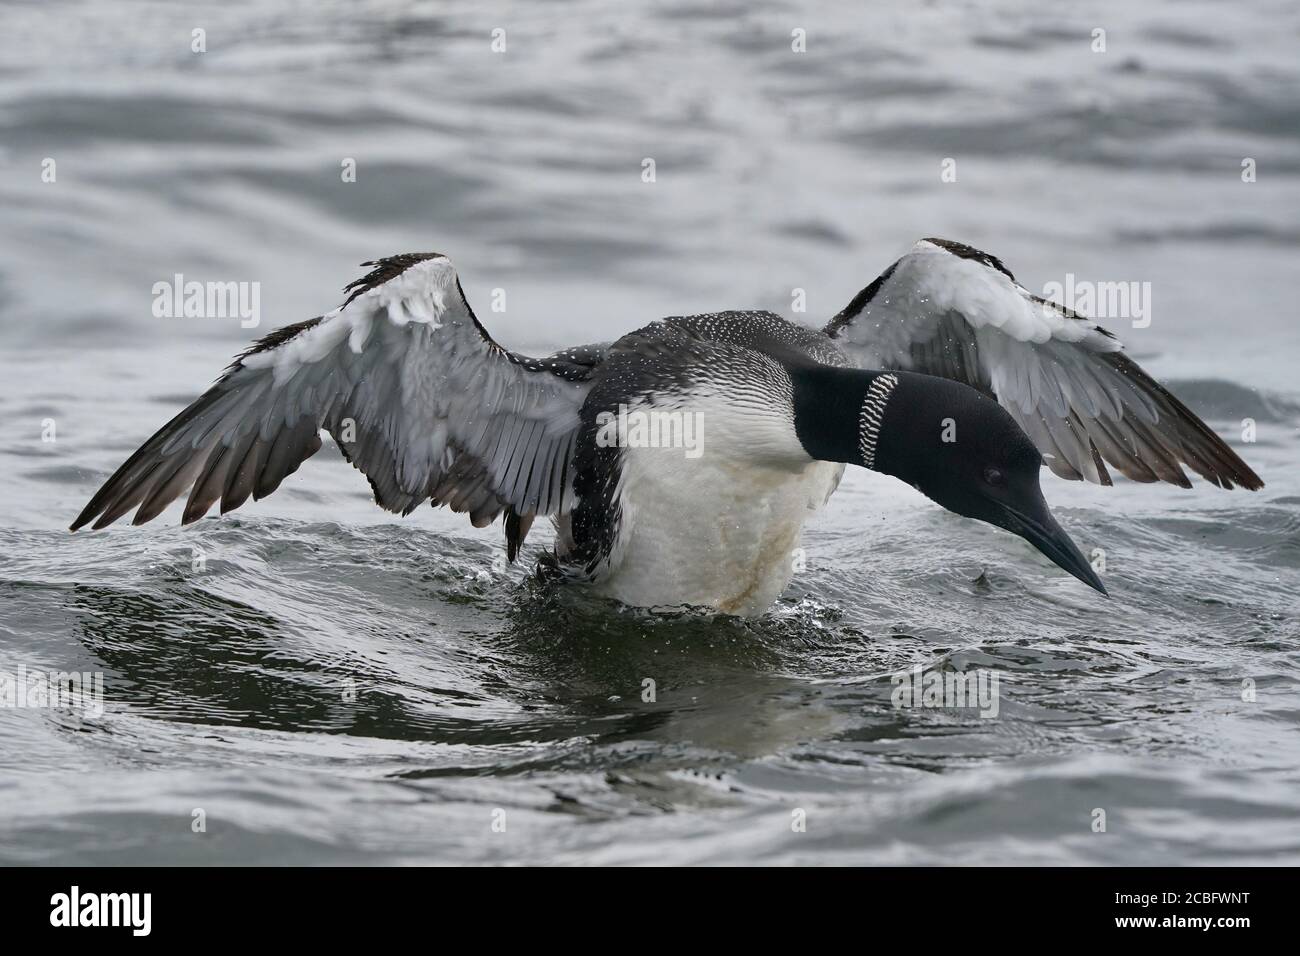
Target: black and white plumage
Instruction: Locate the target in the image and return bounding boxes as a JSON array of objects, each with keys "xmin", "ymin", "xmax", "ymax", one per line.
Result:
[
  {"xmin": 71, "ymin": 254, "xmax": 598, "ymax": 540},
  {"xmin": 72, "ymin": 243, "xmax": 1262, "ymax": 616},
  {"xmin": 557, "ymin": 311, "xmax": 854, "ymax": 612},
  {"xmin": 826, "ymin": 238, "xmax": 1263, "ymax": 491}
]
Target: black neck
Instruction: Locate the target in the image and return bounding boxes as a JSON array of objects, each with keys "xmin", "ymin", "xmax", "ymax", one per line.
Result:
[{"xmin": 790, "ymin": 364, "xmax": 895, "ymax": 471}]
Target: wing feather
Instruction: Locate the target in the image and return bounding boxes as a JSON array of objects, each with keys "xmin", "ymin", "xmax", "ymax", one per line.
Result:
[
  {"xmin": 826, "ymin": 239, "xmax": 1263, "ymax": 490},
  {"xmin": 71, "ymin": 254, "xmax": 601, "ymax": 554}
]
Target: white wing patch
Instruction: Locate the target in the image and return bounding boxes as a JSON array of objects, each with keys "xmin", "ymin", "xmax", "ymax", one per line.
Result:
[{"xmin": 905, "ymin": 240, "xmax": 1102, "ymax": 346}]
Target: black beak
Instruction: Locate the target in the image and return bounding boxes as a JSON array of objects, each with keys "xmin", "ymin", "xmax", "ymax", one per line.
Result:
[{"xmin": 1001, "ymin": 505, "xmax": 1108, "ymax": 596}]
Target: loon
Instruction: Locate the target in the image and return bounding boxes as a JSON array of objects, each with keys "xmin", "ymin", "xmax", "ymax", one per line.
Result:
[{"xmin": 71, "ymin": 240, "xmax": 1263, "ymax": 616}]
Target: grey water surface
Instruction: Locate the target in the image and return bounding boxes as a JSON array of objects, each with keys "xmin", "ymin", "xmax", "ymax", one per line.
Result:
[{"xmin": 1, "ymin": 0, "xmax": 1299, "ymax": 864}]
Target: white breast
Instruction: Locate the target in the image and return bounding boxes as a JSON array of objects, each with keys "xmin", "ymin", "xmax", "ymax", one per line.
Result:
[{"xmin": 589, "ymin": 390, "xmax": 843, "ymax": 616}]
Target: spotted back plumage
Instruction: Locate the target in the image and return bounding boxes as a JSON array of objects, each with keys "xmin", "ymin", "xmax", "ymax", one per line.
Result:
[{"xmin": 556, "ymin": 309, "xmax": 849, "ymax": 578}]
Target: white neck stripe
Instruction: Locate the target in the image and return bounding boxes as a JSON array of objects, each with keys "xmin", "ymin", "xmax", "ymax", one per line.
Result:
[{"xmin": 858, "ymin": 373, "xmax": 899, "ymax": 470}]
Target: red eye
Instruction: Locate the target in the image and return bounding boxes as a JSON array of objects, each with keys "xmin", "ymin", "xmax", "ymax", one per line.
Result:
[{"xmin": 984, "ymin": 466, "xmax": 1005, "ymax": 487}]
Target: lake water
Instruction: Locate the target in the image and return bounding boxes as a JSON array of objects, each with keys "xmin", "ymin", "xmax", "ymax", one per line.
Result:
[{"xmin": 1, "ymin": 0, "xmax": 1298, "ymax": 864}]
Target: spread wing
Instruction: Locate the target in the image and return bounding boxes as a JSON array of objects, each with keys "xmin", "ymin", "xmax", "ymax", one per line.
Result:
[
  {"xmin": 825, "ymin": 239, "xmax": 1262, "ymax": 490},
  {"xmin": 71, "ymin": 253, "xmax": 598, "ymax": 554}
]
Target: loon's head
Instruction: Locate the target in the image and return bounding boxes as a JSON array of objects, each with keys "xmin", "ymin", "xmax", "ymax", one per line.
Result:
[
  {"xmin": 794, "ymin": 367, "xmax": 1106, "ymax": 594},
  {"xmin": 875, "ymin": 372, "xmax": 1105, "ymax": 594}
]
